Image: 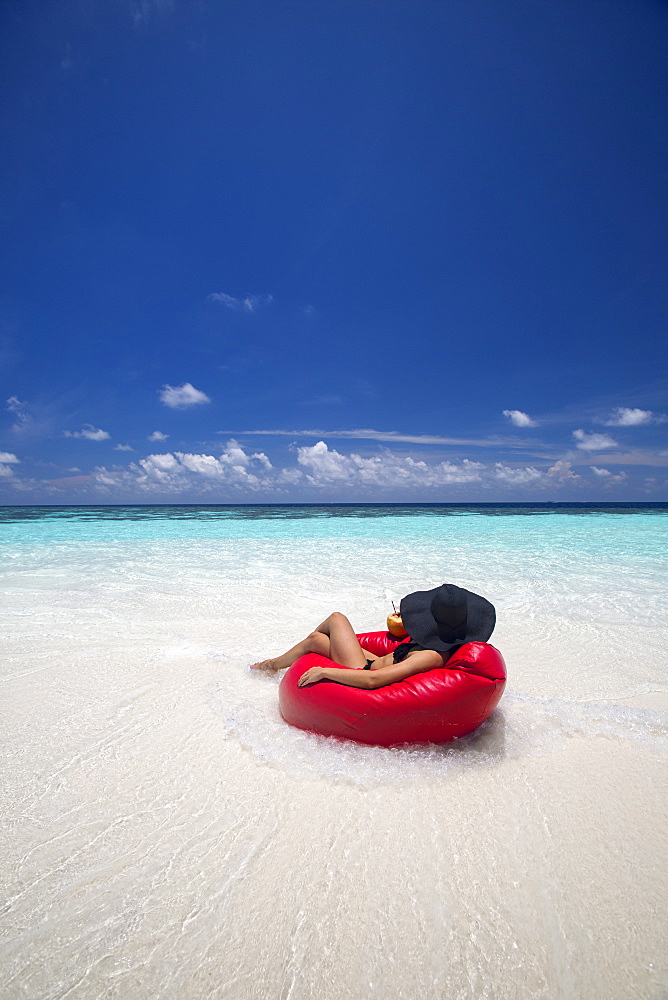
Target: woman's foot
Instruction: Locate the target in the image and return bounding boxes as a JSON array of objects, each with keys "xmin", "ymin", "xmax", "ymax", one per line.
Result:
[{"xmin": 250, "ymin": 658, "xmax": 282, "ymax": 672}]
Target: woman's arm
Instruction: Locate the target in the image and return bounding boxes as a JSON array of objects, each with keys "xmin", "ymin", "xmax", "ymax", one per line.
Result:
[{"xmin": 297, "ymin": 649, "xmax": 444, "ymax": 689}]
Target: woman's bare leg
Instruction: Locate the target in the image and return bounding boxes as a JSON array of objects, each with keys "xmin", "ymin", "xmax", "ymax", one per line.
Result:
[
  {"xmin": 250, "ymin": 631, "xmax": 329, "ymax": 673},
  {"xmin": 250, "ymin": 612, "xmax": 367, "ymax": 672},
  {"xmin": 318, "ymin": 612, "xmax": 368, "ymax": 669}
]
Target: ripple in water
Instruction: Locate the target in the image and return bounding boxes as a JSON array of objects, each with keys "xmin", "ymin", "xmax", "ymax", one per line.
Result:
[{"xmin": 211, "ymin": 666, "xmax": 668, "ymax": 787}]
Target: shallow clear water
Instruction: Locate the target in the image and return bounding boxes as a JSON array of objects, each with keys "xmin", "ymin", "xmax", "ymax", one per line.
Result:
[{"xmin": 1, "ymin": 504, "xmax": 667, "ymax": 1000}]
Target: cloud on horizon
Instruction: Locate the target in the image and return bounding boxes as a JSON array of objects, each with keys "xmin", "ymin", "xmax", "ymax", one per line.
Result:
[
  {"xmin": 134, "ymin": 440, "xmax": 272, "ymax": 487},
  {"xmin": 215, "ymin": 427, "xmax": 521, "ymax": 448},
  {"xmin": 295, "ymin": 441, "xmax": 485, "ymax": 487},
  {"xmin": 567, "ymin": 449, "xmax": 668, "ymax": 467},
  {"xmin": 586, "ymin": 465, "xmax": 628, "ymax": 486},
  {"xmin": 15, "ymin": 439, "xmax": 611, "ymax": 499}
]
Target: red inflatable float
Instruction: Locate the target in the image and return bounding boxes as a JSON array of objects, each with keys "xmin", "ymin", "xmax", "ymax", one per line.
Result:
[{"xmin": 279, "ymin": 630, "xmax": 506, "ymax": 746}]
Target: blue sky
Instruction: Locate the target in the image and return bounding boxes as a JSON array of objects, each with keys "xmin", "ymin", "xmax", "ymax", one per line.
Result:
[{"xmin": 1, "ymin": 0, "xmax": 666, "ymax": 503}]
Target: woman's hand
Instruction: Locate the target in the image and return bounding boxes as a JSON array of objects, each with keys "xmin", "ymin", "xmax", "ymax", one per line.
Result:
[{"xmin": 297, "ymin": 665, "xmax": 328, "ymax": 687}]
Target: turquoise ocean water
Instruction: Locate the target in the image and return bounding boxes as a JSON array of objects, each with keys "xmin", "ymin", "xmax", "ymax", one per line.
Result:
[{"xmin": 1, "ymin": 503, "xmax": 667, "ymax": 1000}]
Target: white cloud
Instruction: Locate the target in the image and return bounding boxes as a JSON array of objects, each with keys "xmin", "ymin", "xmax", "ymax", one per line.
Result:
[
  {"xmin": 85, "ymin": 440, "xmax": 493, "ymax": 495},
  {"xmin": 215, "ymin": 427, "xmax": 516, "ymax": 448},
  {"xmin": 296, "ymin": 441, "xmax": 484, "ymax": 487},
  {"xmin": 297, "ymin": 441, "xmax": 350, "ymax": 481},
  {"xmin": 139, "ymin": 452, "xmax": 180, "ymax": 475},
  {"xmin": 0, "ymin": 452, "xmax": 19, "ymax": 464},
  {"xmin": 5, "ymin": 397, "xmax": 54, "ymax": 438},
  {"xmin": 494, "ymin": 464, "xmax": 543, "ymax": 485},
  {"xmin": 547, "ymin": 460, "xmax": 579, "ymax": 482},
  {"xmin": 219, "ymin": 439, "xmax": 251, "ymax": 467},
  {"xmin": 8, "ymin": 428, "xmax": 629, "ymax": 499},
  {"xmin": 423, "ymin": 459, "xmax": 484, "ymax": 484},
  {"xmin": 572, "ymin": 429, "xmax": 617, "ymax": 451},
  {"xmin": 148, "ymin": 430, "xmax": 169, "ymax": 441},
  {"xmin": 129, "ymin": 443, "xmax": 273, "ymax": 492},
  {"xmin": 6, "ymin": 396, "xmax": 31, "ymax": 432},
  {"xmin": 86, "ymin": 438, "xmax": 592, "ymax": 497},
  {"xmin": 502, "ymin": 409, "xmax": 538, "ymax": 428},
  {"xmin": 175, "ymin": 452, "xmax": 226, "ymax": 478},
  {"xmin": 136, "ymin": 453, "xmax": 181, "ymax": 487},
  {"xmin": 590, "ymin": 466, "xmax": 611, "ymax": 477},
  {"xmin": 208, "ymin": 292, "xmax": 273, "ymax": 313},
  {"xmin": 65, "ymin": 424, "xmax": 111, "ymax": 441},
  {"xmin": 568, "ymin": 449, "xmax": 668, "ymax": 468},
  {"xmin": 494, "ymin": 460, "xmax": 580, "ymax": 487},
  {"xmin": 159, "ymin": 382, "xmax": 211, "ymax": 409},
  {"xmin": 114, "ymin": 443, "xmax": 134, "ymax": 452},
  {"xmin": 278, "ymin": 468, "xmax": 303, "ymax": 485},
  {"xmin": 252, "ymin": 451, "xmax": 272, "ymax": 470},
  {"xmin": 605, "ymin": 407, "xmax": 655, "ymax": 426},
  {"xmin": 179, "ymin": 450, "xmax": 260, "ymax": 484}
]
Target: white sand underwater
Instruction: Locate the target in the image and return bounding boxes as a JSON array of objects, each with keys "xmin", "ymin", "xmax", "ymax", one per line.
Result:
[{"xmin": 1, "ymin": 507, "xmax": 667, "ymax": 999}]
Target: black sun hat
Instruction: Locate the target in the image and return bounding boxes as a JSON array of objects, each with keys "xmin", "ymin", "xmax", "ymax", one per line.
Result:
[{"xmin": 399, "ymin": 584, "xmax": 496, "ymax": 652}]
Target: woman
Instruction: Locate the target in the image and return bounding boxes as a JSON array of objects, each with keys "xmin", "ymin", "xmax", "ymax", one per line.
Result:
[{"xmin": 251, "ymin": 583, "xmax": 495, "ymax": 689}]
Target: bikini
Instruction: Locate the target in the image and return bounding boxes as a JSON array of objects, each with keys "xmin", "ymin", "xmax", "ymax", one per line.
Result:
[{"xmin": 363, "ymin": 642, "xmax": 425, "ymax": 669}]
